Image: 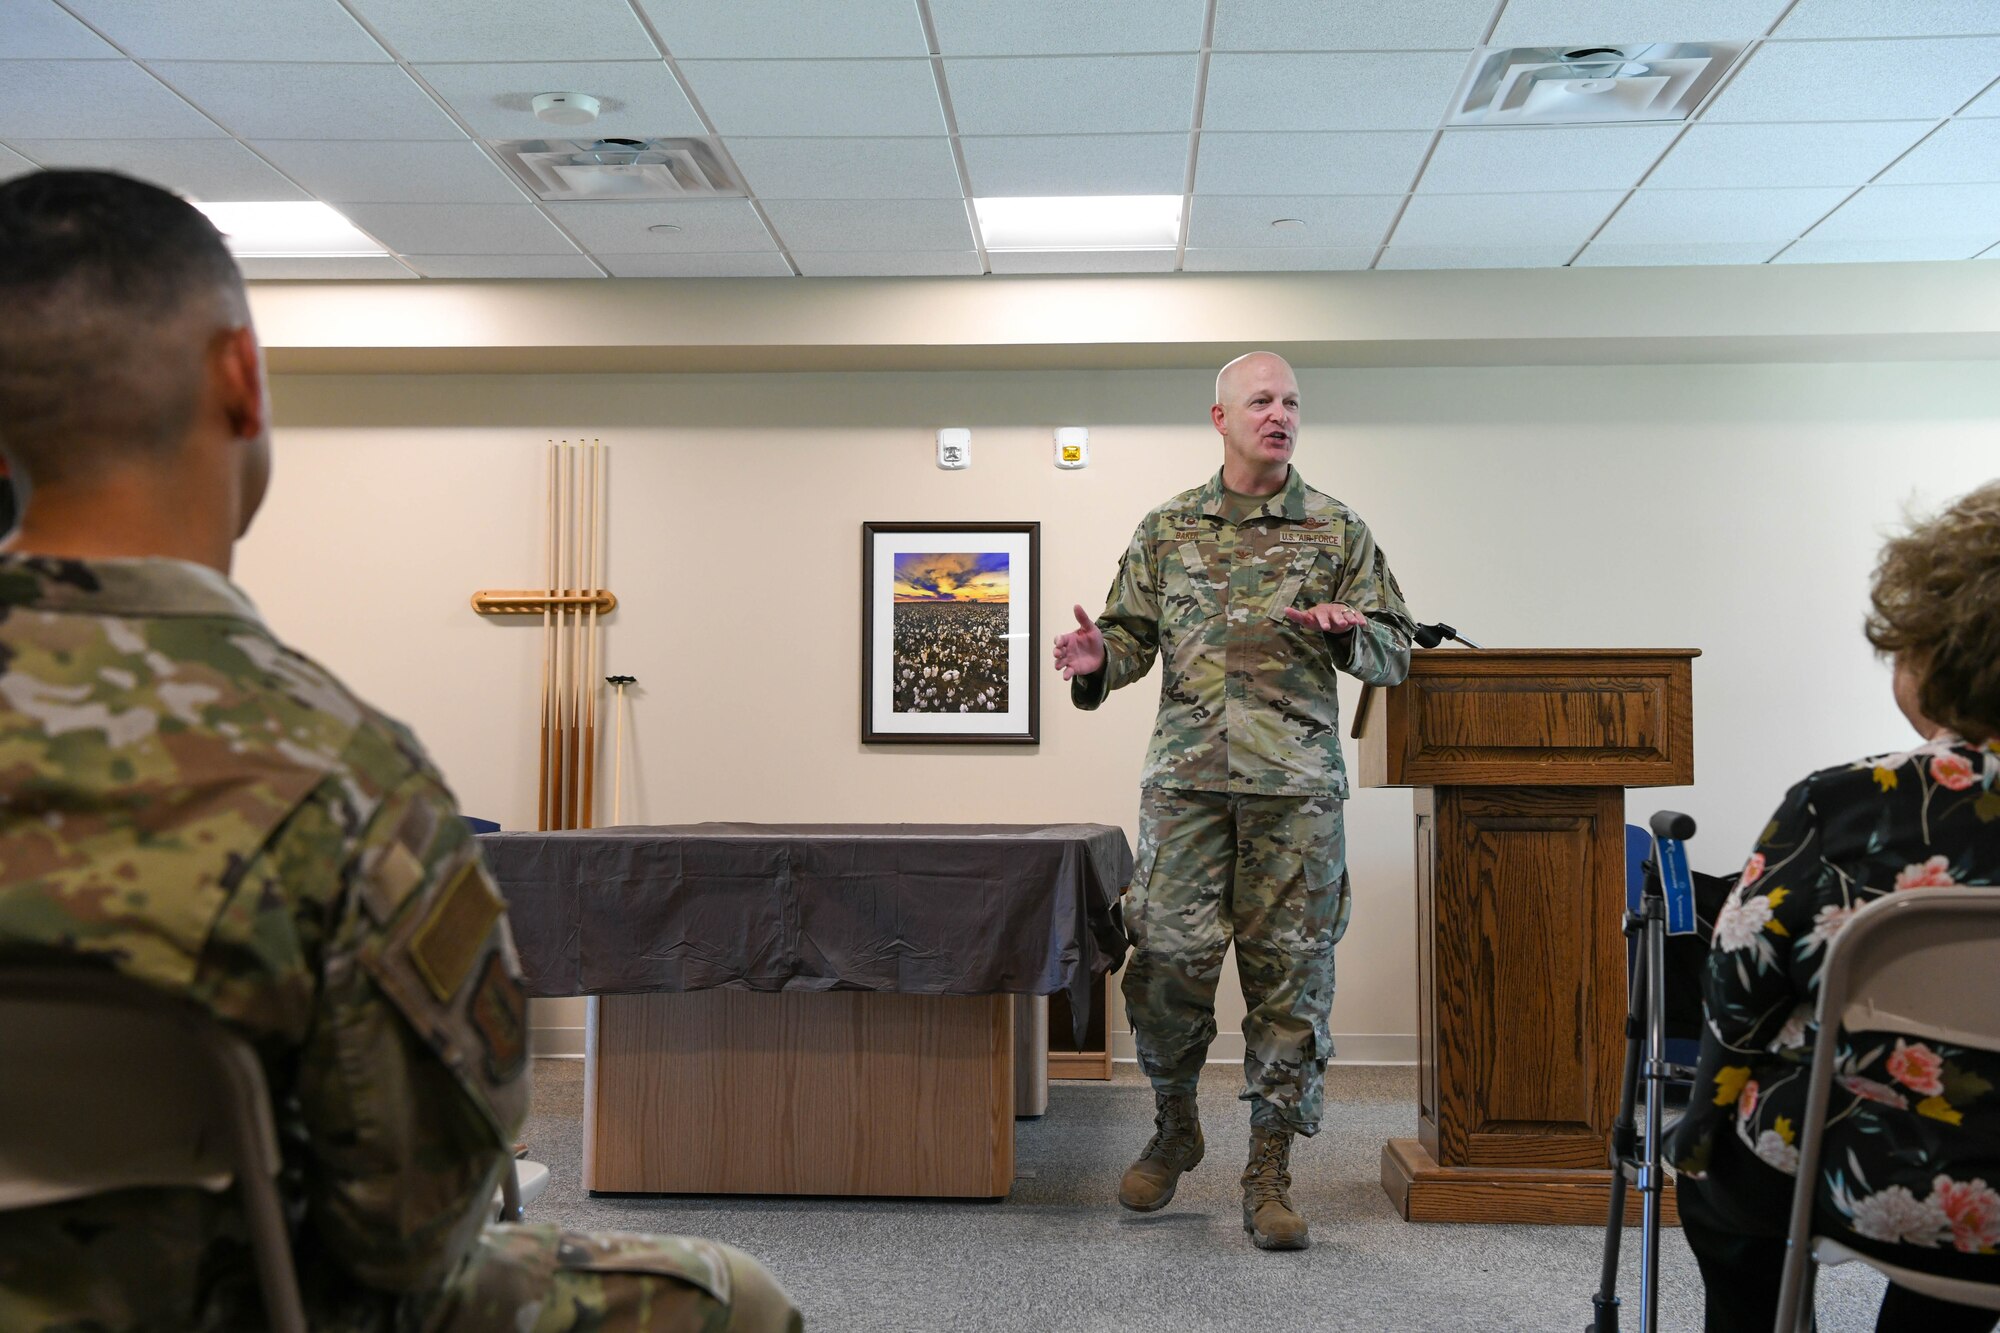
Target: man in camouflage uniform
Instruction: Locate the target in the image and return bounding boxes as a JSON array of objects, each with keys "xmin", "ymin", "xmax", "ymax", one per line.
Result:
[
  {"xmin": 0, "ymin": 171, "xmax": 800, "ymax": 1332},
  {"xmin": 1054, "ymin": 351, "xmax": 1413, "ymax": 1251}
]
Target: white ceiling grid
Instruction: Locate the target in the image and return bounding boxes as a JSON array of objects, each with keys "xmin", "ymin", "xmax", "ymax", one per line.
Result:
[{"xmin": 0, "ymin": 0, "xmax": 1995, "ymax": 278}]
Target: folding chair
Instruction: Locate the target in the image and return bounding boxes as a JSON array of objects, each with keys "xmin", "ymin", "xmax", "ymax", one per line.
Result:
[
  {"xmin": 0, "ymin": 965, "xmax": 309, "ymax": 1333},
  {"xmin": 1775, "ymin": 888, "xmax": 2000, "ymax": 1332}
]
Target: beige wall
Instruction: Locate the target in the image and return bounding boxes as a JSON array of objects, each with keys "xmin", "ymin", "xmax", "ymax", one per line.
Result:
[{"xmin": 241, "ymin": 362, "xmax": 2000, "ymax": 1063}]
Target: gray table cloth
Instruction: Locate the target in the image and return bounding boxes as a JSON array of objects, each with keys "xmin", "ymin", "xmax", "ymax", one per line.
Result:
[{"xmin": 475, "ymin": 822, "xmax": 1132, "ymax": 1044}]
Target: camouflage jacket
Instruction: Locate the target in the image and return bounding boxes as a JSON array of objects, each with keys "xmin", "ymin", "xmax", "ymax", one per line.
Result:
[
  {"xmin": 1074, "ymin": 468, "xmax": 1413, "ymax": 797},
  {"xmin": 0, "ymin": 556, "xmax": 528, "ymax": 1332}
]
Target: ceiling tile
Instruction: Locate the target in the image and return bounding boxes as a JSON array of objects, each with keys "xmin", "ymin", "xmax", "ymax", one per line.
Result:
[
  {"xmin": 1645, "ymin": 121, "xmax": 1932, "ymax": 189},
  {"xmin": 543, "ymin": 198, "xmax": 775, "ymax": 252},
  {"xmin": 404, "ymin": 254, "xmax": 605, "ymax": 278},
  {"xmin": 12, "ymin": 138, "xmax": 307, "ymax": 200},
  {"xmin": 988, "ymin": 249, "xmax": 1177, "ymax": 273},
  {"xmin": 929, "ymin": 0, "xmax": 1204, "ymax": 55},
  {"xmin": 1801, "ymin": 182, "xmax": 2000, "ymax": 243},
  {"xmin": 1187, "ymin": 194, "xmax": 1401, "ymax": 248},
  {"xmin": 637, "ymin": 0, "xmax": 929, "ymax": 59},
  {"xmin": 1876, "ymin": 120, "xmax": 2000, "ymax": 185},
  {"xmin": 1213, "ymin": 0, "xmax": 1495, "ymax": 52},
  {"xmin": 1197, "ymin": 132, "xmax": 1430, "ymax": 195},
  {"xmin": 345, "ymin": 0, "xmax": 658, "ymax": 61},
  {"xmin": 1967, "ymin": 82, "xmax": 2000, "ymax": 116},
  {"xmin": 1702, "ymin": 38, "xmax": 2000, "ymax": 123},
  {"xmin": 1775, "ymin": 236, "xmax": 1992, "ymax": 263},
  {"xmin": 416, "ymin": 61, "xmax": 704, "ymax": 140},
  {"xmin": 763, "ymin": 198, "xmax": 974, "ymax": 252},
  {"xmin": 1776, "ymin": 0, "xmax": 2000, "ymax": 39},
  {"xmin": 1490, "ymin": 0, "xmax": 1792, "ymax": 46},
  {"xmin": 1418, "ymin": 125, "xmax": 1679, "ymax": 193},
  {"xmin": 728, "ymin": 137, "xmax": 963, "ymax": 200},
  {"xmin": 1204, "ymin": 52, "xmax": 1471, "ymax": 132},
  {"xmin": 1573, "ymin": 240, "xmax": 1785, "ymax": 265},
  {"xmin": 237, "ymin": 255, "xmax": 415, "ymax": 278},
  {"xmin": 153, "ymin": 62, "xmax": 464, "ymax": 140},
  {"xmin": 0, "ymin": 143, "xmax": 39, "ymax": 180},
  {"xmin": 1182, "ymin": 246, "xmax": 1375, "ymax": 270},
  {"xmin": 946, "ymin": 56, "xmax": 1198, "ymax": 135},
  {"xmin": 596, "ymin": 252, "xmax": 794, "ymax": 277},
  {"xmin": 339, "ymin": 203, "xmax": 583, "ymax": 255},
  {"xmin": 679, "ymin": 59, "xmax": 943, "ymax": 137},
  {"xmin": 1376, "ymin": 244, "xmax": 1578, "ymax": 268},
  {"xmin": 1391, "ymin": 189, "xmax": 1625, "ymax": 246},
  {"xmin": 0, "ymin": 61, "xmax": 223, "ymax": 139},
  {"xmin": 251, "ymin": 140, "xmax": 525, "ymax": 203},
  {"xmin": 63, "ymin": 0, "xmax": 389, "ymax": 61},
  {"xmin": 1, "ymin": 0, "xmax": 124, "ymax": 57},
  {"xmin": 1594, "ymin": 186, "xmax": 1852, "ymax": 243},
  {"xmin": 961, "ymin": 134, "xmax": 1186, "ymax": 195},
  {"xmin": 792, "ymin": 251, "xmax": 984, "ymax": 276}
]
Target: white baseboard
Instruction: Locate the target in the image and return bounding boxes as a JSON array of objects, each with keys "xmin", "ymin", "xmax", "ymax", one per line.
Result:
[
  {"xmin": 532, "ymin": 1023, "xmax": 1417, "ymax": 1066},
  {"xmin": 1111, "ymin": 1031, "xmax": 1417, "ymax": 1066},
  {"xmin": 532, "ymin": 1025, "xmax": 586, "ymax": 1058}
]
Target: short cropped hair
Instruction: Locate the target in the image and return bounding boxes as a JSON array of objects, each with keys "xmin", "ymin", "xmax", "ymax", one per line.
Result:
[
  {"xmin": 1865, "ymin": 480, "xmax": 2000, "ymax": 741},
  {"xmin": 0, "ymin": 170, "xmax": 244, "ymax": 484}
]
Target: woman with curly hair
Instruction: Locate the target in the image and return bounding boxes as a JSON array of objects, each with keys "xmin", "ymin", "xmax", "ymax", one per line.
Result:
[{"xmin": 1669, "ymin": 480, "xmax": 2000, "ymax": 1332}]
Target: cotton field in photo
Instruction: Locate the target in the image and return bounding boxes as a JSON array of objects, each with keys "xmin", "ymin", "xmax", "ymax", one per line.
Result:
[{"xmin": 891, "ymin": 602, "xmax": 1011, "ymax": 714}]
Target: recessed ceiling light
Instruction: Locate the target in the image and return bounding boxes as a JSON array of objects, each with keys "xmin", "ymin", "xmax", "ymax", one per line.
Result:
[
  {"xmin": 647, "ymin": 223, "xmax": 683, "ymax": 234},
  {"xmin": 192, "ymin": 201, "xmax": 385, "ymax": 258},
  {"xmin": 1270, "ymin": 218, "xmax": 1306, "ymax": 230},
  {"xmin": 974, "ymin": 195, "xmax": 1181, "ymax": 252}
]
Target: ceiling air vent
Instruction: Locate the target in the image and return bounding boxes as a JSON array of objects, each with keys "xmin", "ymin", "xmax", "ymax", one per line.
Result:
[
  {"xmin": 1449, "ymin": 43, "xmax": 1746, "ymax": 126},
  {"xmin": 491, "ymin": 138, "xmax": 744, "ymax": 201}
]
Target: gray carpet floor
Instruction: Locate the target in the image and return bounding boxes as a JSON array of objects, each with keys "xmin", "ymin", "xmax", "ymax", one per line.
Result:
[{"xmin": 523, "ymin": 1059, "xmax": 1892, "ymax": 1332}]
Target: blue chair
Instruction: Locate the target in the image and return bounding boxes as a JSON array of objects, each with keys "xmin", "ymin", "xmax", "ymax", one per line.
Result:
[{"xmin": 464, "ymin": 816, "xmax": 500, "ymax": 835}]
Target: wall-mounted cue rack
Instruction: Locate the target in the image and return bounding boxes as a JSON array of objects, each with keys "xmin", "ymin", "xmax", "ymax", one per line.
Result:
[{"xmin": 472, "ymin": 439, "xmax": 615, "ymax": 831}]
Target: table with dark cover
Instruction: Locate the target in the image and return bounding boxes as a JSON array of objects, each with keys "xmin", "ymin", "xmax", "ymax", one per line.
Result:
[{"xmin": 476, "ymin": 822, "xmax": 1132, "ymax": 1045}]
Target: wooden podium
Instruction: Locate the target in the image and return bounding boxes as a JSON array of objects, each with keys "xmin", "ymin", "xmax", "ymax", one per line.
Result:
[{"xmin": 1356, "ymin": 649, "xmax": 1697, "ymax": 1225}]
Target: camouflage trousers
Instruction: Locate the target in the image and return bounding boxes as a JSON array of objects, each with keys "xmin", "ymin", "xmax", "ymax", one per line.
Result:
[
  {"xmin": 1121, "ymin": 787, "xmax": 1350, "ymax": 1136},
  {"xmin": 428, "ymin": 1225, "xmax": 802, "ymax": 1333}
]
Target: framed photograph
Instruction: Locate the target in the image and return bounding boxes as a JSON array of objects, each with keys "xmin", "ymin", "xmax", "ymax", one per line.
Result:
[{"xmin": 862, "ymin": 522, "xmax": 1040, "ymax": 745}]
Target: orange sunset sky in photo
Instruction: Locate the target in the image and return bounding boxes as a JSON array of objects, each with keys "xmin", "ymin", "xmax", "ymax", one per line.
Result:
[{"xmin": 893, "ymin": 552, "xmax": 1010, "ymax": 604}]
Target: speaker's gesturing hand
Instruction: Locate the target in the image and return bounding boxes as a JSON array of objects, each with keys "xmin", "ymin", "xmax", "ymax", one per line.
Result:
[
  {"xmin": 1284, "ymin": 603, "xmax": 1367, "ymax": 633},
  {"xmin": 1053, "ymin": 604, "xmax": 1106, "ymax": 680}
]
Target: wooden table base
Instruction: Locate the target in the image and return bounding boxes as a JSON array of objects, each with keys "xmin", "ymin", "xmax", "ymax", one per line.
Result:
[
  {"xmin": 585, "ymin": 991, "xmax": 1014, "ymax": 1198},
  {"xmin": 1382, "ymin": 1139, "xmax": 1679, "ymax": 1226}
]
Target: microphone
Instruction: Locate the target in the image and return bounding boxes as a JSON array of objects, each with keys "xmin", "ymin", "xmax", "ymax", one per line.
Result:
[{"xmin": 1413, "ymin": 621, "xmax": 1481, "ymax": 649}]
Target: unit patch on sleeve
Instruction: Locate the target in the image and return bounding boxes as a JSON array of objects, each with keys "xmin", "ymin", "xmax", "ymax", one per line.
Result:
[
  {"xmin": 469, "ymin": 949, "xmax": 527, "ymax": 1083},
  {"xmin": 407, "ymin": 860, "xmax": 505, "ymax": 1004}
]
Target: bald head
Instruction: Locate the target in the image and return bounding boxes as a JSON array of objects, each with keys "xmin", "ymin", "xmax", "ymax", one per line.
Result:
[
  {"xmin": 0, "ymin": 170, "xmax": 249, "ymax": 487},
  {"xmin": 1215, "ymin": 351, "xmax": 1296, "ymax": 408}
]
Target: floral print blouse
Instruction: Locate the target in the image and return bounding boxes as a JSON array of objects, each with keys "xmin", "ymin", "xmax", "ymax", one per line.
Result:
[{"xmin": 1669, "ymin": 731, "xmax": 2000, "ymax": 1257}]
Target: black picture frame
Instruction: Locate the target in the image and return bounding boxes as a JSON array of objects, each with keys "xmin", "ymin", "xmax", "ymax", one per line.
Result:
[{"xmin": 861, "ymin": 521, "xmax": 1040, "ymax": 745}]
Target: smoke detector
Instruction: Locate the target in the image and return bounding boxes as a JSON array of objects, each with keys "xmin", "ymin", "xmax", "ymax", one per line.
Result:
[
  {"xmin": 1450, "ymin": 43, "xmax": 1746, "ymax": 125},
  {"xmin": 491, "ymin": 138, "xmax": 746, "ymax": 201},
  {"xmin": 531, "ymin": 92, "xmax": 600, "ymax": 126}
]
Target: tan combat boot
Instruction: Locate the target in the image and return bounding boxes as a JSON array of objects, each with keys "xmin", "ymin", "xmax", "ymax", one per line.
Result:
[
  {"xmin": 1118, "ymin": 1092, "xmax": 1204, "ymax": 1212},
  {"xmin": 1241, "ymin": 1126, "xmax": 1310, "ymax": 1250}
]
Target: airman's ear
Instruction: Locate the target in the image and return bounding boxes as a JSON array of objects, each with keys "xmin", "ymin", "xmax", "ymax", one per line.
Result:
[
  {"xmin": 212, "ymin": 325, "xmax": 266, "ymax": 442},
  {"xmin": 1211, "ymin": 402, "xmax": 1228, "ymax": 435}
]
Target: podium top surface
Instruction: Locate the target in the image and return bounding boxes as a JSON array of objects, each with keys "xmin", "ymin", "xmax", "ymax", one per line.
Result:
[{"xmin": 1357, "ymin": 648, "xmax": 1697, "ymax": 789}]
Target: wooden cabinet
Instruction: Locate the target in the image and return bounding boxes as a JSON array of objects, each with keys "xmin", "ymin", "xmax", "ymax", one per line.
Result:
[{"xmin": 1360, "ymin": 650, "xmax": 1697, "ymax": 1224}]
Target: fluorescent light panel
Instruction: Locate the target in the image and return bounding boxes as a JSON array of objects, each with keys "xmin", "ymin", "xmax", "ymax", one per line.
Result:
[
  {"xmin": 192, "ymin": 201, "xmax": 385, "ymax": 258},
  {"xmin": 975, "ymin": 195, "xmax": 1181, "ymax": 252}
]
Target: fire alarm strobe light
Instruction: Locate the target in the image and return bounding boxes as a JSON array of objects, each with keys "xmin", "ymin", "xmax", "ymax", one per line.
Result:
[
  {"xmin": 937, "ymin": 428, "xmax": 971, "ymax": 470},
  {"xmin": 532, "ymin": 92, "xmax": 601, "ymax": 126},
  {"xmin": 1054, "ymin": 427, "xmax": 1089, "ymax": 469}
]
